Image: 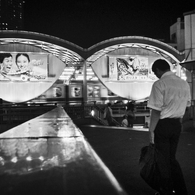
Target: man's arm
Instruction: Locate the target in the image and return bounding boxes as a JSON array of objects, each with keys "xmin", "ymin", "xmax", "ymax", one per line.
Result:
[
  {"xmin": 110, "ymin": 108, "xmax": 113, "ymax": 117},
  {"xmin": 149, "ymin": 109, "xmax": 161, "ymax": 144}
]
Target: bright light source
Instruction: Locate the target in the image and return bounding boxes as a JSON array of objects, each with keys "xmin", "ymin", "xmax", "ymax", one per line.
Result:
[
  {"xmin": 11, "ymin": 157, "xmax": 18, "ymax": 163},
  {"xmin": 91, "ymin": 110, "xmax": 95, "ymax": 116},
  {"xmin": 105, "ymin": 100, "xmax": 109, "ymax": 104},
  {"xmin": 26, "ymin": 156, "xmax": 32, "ymax": 161},
  {"xmin": 39, "ymin": 156, "xmax": 44, "ymax": 161},
  {"xmin": 123, "ymin": 100, "xmax": 128, "ymax": 104}
]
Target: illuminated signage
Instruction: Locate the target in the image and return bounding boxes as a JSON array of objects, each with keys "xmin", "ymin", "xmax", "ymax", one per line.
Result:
[
  {"xmin": 0, "ymin": 53, "xmax": 48, "ymax": 82},
  {"xmin": 0, "ymin": 52, "xmax": 65, "ymax": 103},
  {"xmin": 69, "ymin": 85, "xmax": 83, "ymax": 98},
  {"xmin": 87, "ymin": 85, "xmax": 100, "ymax": 98},
  {"xmin": 42, "ymin": 84, "xmax": 65, "ymax": 99},
  {"xmin": 108, "ymin": 56, "xmax": 157, "ymax": 81}
]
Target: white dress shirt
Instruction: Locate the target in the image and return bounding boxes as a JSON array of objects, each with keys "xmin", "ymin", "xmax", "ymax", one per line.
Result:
[{"xmin": 147, "ymin": 71, "xmax": 191, "ymax": 119}]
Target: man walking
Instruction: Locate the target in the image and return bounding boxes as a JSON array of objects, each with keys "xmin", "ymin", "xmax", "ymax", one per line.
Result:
[
  {"xmin": 147, "ymin": 59, "xmax": 191, "ymax": 195},
  {"xmin": 104, "ymin": 102, "xmax": 115, "ymax": 126}
]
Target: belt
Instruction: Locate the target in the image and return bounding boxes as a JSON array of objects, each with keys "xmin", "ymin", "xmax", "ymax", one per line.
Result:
[{"xmin": 160, "ymin": 118, "xmax": 181, "ymax": 121}]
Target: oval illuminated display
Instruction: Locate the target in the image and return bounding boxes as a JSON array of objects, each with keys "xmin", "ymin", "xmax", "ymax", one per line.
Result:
[
  {"xmin": 92, "ymin": 52, "xmax": 179, "ymax": 101},
  {"xmin": 92, "ymin": 52, "xmax": 160, "ymax": 101},
  {"xmin": 0, "ymin": 51, "xmax": 65, "ymax": 103}
]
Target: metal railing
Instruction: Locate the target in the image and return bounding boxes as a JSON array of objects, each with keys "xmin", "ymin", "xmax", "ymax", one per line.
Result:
[
  {"xmin": 0, "ymin": 103, "xmax": 56, "ymax": 124},
  {"xmin": 0, "ymin": 102, "xmax": 150, "ymax": 127},
  {"xmin": 91, "ymin": 104, "xmax": 121, "ymax": 126}
]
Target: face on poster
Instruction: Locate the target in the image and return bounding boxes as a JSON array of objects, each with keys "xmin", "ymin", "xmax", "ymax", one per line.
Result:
[
  {"xmin": 44, "ymin": 85, "xmax": 65, "ymax": 98},
  {"xmin": 87, "ymin": 85, "xmax": 93, "ymax": 97},
  {"xmin": 0, "ymin": 52, "xmax": 48, "ymax": 82},
  {"xmin": 70, "ymin": 86, "xmax": 82, "ymax": 98},
  {"xmin": 87, "ymin": 85, "xmax": 101, "ymax": 98},
  {"xmin": 0, "ymin": 51, "xmax": 66, "ymax": 103},
  {"xmin": 93, "ymin": 86, "xmax": 100, "ymax": 97},
  {"xmin": 53, "ymin": 87, "xmax": 62, "ymax": 97},
  {"xmin": 108, "ymin": 56, "xmax": 150, "ymax": 81}
]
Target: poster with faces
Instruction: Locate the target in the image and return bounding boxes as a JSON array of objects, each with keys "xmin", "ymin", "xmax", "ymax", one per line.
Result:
[
  {"xmin": 69, "ymin": 85, "xmax": 82, "ymax": 98},
  {"xmin": 0, "ymin": 51, "xmax": 65, "ymax": 103},
  {"xmin": 42, "ymin": 84, "xmax": 65, "ymax": 98},
  {"xmin": 0, "ymin": 52, "xmax": 48, "ymax": 81},
  {"xmin": 87, "ymin": 85, "xmax": 100, "ymax": 98}
]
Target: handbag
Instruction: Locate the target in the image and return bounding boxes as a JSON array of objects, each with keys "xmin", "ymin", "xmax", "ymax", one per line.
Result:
[
  {"xmin": 139, "ymin": 144, "xmax": 168, "ymax": 191},
  {"xmin": 103, "ymin": 108, "xmax": 107, "ymax": 119}
]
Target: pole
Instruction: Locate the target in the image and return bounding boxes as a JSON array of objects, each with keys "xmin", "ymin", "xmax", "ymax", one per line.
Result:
[{"xmin": 83, "ymin": 61, "xmax": 87, "ymax": 105}]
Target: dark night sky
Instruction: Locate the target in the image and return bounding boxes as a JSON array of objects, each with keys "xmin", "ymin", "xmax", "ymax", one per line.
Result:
[{"xmin": 23, "ymin": 0, "xmax": 194, "ymax": 48}]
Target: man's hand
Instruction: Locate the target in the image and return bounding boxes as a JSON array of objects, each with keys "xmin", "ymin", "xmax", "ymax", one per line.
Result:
[
  {"xmin": 149, "ymin": 109, "xmax": 160, "ymax": 144},
  {"xmin": 149, "ymin": 131, "xmax": 155, "ymax": 144}
]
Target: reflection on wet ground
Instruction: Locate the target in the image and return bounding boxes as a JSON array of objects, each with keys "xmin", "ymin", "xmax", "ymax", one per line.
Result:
[{"xmin": 0, "ymin": 106, "xmax": 127, "ymax": 195}]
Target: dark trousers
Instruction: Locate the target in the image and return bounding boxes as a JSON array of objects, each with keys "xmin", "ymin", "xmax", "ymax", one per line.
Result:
[
  {"xmin": 107, "ymin": 117, "xmax": 115, "ymax": 126},
  {"xmin": 154, "ymin": 118, "xmax": 188, "ymax": 195},
  {"xmin": 127, "ymin": 116, "xmax": 134, "ymax": 127}
]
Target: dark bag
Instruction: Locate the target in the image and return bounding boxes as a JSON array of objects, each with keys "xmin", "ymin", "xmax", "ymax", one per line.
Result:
[
  {"xmin": 139, "ymin": 144, "xmax": 168, "ymax": 191},
  {"xmin": 103, "ymin": 108, "xmax": 107, "ymax": 119}
]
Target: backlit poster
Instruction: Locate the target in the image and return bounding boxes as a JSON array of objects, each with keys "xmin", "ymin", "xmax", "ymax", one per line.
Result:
[
  {"xmin": 109, "ymin": 57, "xmax": 118, "ymax": 80},
  {"xmin": 117, "ymin": 56, "xmax": 148, "ymax": 80},
  {"xmin": 87, "ymin": 85, "xmax": 94, "ymax": 97},
  {"xmin": 43, "ymin": 84, "xmax": 65, "ymax": 98},
  {"xmin": 69, "ymin": 85, "xmax": 82, "ymax": 98},
  {"xmin": 0, "ymin": 50, "xmax": 65, "ymax": 103},
  {"xmin": 87, "ymin": 85, "xmax": 101, "ymax": 98},
  {"xmin": 107, "ymin": 56, "xmax": 151, "ymax": 81},
  {"xmin": 93, "ymin": 86, "xmax": 100, "ymax": 97},
  {"xmin": 0, "ymin": 53, "xmax": 48, "ymax": 81}
]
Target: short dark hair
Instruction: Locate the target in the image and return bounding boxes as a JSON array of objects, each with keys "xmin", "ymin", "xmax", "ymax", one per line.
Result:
[
  {"xmin": 15, "ymin": 53, "xmax": 30, "ymax": 64},
  {"xmin": 107, "ymin": 102, "xmax": 111, "ymax": 107},
  {"xmin": 152, "ymin": 59, "xmax": 170, "ymax": 73},
  {"xmin": 0, "ymin": 53, "xmax": 12, "ymax": 63}
]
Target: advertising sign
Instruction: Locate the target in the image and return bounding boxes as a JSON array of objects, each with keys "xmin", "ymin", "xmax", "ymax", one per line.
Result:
[
  {"xmin": 69, "ymin": 85, "xmax": 82, "ymax": 98},
  {"xmin": 108, "ymin": 56, "xmax": 153, "ymax": 81},
  {"xmin": 87, "ymin": 85, "xmax": 100, "ymax": 98},
  {"xmin": 0, "ymin": 53, "xmax": 48, "ymax": 82},
  {"xmin": 109, "ymin": 57, "xmax": 118, "ymax": 81},
  {"xmin": 0, "ymin": 51, "xmax": 65, "ymax": 103},
  {"xmin": 43, "ymin": 84, "xmax": 65, "ymax": 98}
]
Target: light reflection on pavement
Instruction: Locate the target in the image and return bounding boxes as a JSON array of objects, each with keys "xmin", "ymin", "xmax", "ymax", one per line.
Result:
[{"xmin": 0, "ymin": 106, "xmax": 127, "ymax": 195}]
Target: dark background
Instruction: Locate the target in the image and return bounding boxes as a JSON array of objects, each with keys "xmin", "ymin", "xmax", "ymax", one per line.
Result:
[{"xmin": 23, "ymin": 0, "xmax": 194, "ymax": 48}]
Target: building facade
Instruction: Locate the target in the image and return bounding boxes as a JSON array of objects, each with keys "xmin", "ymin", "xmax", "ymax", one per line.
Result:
[{"xmin": 170, "ymin": 17, "xmax": 185, "ymax": 52}]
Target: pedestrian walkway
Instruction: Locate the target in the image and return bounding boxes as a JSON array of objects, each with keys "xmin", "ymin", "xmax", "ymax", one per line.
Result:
[
  {"xmin": 79, "ymin": 125, "xmax": 195, "ymax": 195},
  {"xmin": 0, "ymin": 107, "xmax": 128, "ymax": 195},
  {"xmin": 1, "ymin": 105, "xmax": 194, "ymax": 195}
]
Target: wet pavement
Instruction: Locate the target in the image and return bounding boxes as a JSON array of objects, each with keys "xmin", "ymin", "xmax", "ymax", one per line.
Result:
[
  {"xmin": 80, "ymin": 125, "xmax": 195, "ymax": 195},
  {"xmin": 0, "ymin": 106, "xmax": 127, "ymax": 195},
  {"xmin": 1, "ymin": 105, "xmax": 194, "ymax": 195}
]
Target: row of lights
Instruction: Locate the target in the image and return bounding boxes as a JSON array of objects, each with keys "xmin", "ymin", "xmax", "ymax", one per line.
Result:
[{"xmin": 59, "ymin": 67, "xmax": 98, "ymax": 81}]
